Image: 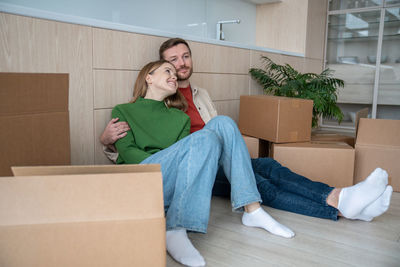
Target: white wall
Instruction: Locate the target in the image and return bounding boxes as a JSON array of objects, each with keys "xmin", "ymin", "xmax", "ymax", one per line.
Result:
[{"xmin": 0, "ymin": 0, "xmax": 256, "ymax": 45}]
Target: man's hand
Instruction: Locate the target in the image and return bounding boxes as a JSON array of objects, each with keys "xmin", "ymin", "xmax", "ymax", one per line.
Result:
[{"xmin": 100, "ymin": 118, "xmax": 130, "ymax": 147}]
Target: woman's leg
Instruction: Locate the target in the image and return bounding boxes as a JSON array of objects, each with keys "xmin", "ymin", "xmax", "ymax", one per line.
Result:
[
  {"xmin": 141, "ymin": 129, "xmax": 221, "ymax": 233},
  {"xmin": 204, "ymin": 116, "xmax": 261, "ymax": 209},
  {"xmin": 204, "ymin": 116, "xmax": 294, "ymax": 238},
  {"xmin": 141, "ymin": 129, "xmax": 221, "ymax": 267}
]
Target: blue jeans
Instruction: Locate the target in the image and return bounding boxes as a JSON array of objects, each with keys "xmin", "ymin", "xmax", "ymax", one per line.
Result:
[
  {"xmin": 213, "ymin": 157, "xmax": 339, "ymax": 220},
  {"xmin": 141, "ymin": 116, "xmax": 261, "ymax": 233}
]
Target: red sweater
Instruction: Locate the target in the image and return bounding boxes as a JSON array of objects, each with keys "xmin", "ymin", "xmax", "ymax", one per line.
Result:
[{"xmin": 179, "ymin": 85, "xmax": 205, "ymax": 133}]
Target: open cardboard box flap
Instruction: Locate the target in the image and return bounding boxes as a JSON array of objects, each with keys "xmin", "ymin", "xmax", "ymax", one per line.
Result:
[
  {"xmin": 11, "ymin": 164, "xmax": 160, "ymax": 176},
  {"xmin": 356, "ymin": 118, "xmax": 400, "ymax": 147},
  {"xmin": 2, "ymin": 164, "xmax": 163, "ymax": 226}
]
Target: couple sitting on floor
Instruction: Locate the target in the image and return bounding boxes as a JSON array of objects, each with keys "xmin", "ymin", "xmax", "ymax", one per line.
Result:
[{"xmin": 100, "ymin": 38, "xmax": 393, "ymax": 267}]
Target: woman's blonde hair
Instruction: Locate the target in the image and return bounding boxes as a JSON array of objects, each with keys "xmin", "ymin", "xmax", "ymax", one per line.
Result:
[{"xmin": 130, "ymin": 60, "xmax": 187, "ymax": 112}]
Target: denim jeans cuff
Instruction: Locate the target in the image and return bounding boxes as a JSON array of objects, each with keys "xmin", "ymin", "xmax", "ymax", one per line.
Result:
[
  {"xmin": 232, "ymin": 197, "xmax": 262, "ymax": 212},
  {"xmin": 167, "ymin": 224, "xmax": 208, "ymax": 234}
]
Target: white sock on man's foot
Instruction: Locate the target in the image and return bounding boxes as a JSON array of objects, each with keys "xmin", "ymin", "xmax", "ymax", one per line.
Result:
[
  {"xmin": 354, "ymin": 185, "xmax": 393, "ymax": 221},
  {"xmin": 166, "ymin": 229, "xmax": 205, "ymax": 267},
  {"xmin": 242, "ymin": 207, "xmax": 295, "ymax": 238},
  {"xmin": 338, "ymin": 168, "xmax": 388, "ymax": 219}
]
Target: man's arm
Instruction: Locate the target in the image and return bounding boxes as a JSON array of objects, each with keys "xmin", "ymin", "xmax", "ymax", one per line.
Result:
[
  {"xmin": 111, "ymin": 107, "xmax": 152, "ymax": 164},
  {"xmin": 100, "ymin": 117, "xmax": 130, "ymax": 152}
]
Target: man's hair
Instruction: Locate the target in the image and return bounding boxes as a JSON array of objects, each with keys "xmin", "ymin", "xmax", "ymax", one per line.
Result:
[
  {"xmin": 159, "ymin": 38, "xmax": 191, "ymax": 59},
  {"xmin": 131, "ymin": 59, "xmax": 187, "ymax": 111}
]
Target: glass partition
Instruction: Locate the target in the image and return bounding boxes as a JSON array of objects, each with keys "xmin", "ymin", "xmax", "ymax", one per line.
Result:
[
  {"xmin": 329, "ymin": 0, "xmax": 382, "ymax": 11},
  {"xmin": 325, "ymin": 10, "xmax": 381, "ymax": 127},
  {"xmin": 377, "ymin": 6, "xmax": 400, "ymax": 118},
  {"xmin": 323, "ymin": 0, "xmax": 400, "ymax": 129}
]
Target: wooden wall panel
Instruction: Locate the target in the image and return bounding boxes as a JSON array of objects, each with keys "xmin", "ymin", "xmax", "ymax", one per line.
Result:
[
  {"xmin": 190, "ymin": 41, "xmax": 250, "ymax": 74},
  {"xmin": 304, "ymin": 58, "xmax": 324, "ymax": 73},
  {"xmin": 190, "ymin": 73, "xmax": 249, "ymax": 101},
  {"xmin": 280, "ymin": 55, "xmax": 306, "ymax": 73},
  {"xmin": 94, "ymin": 70, "xmax": 138, "ymax": 109},
  {"xmin": 93, "ymin": 28, "xmax": 166, "ymax": 70},
  {"xmin": 213, "ymin": 100, "xmax": 241, "ymax": 123},
  {"xmin": 256, "ymin": 0, "xmax": 308, "ymax": 54},
  {"xmin": 250, "ymin": 50, "xmax": 281, "ymax": 69},
  {"xmin": 305, "ymin": 0, "xmax": 328, "ymax": 60},
  {"xmin": 0, "ymin": 13, "xmax": 93, "ymax": 165},
  {"xmin": 249, "ymin": 78, "xmax": 264, "ymax": 96}
]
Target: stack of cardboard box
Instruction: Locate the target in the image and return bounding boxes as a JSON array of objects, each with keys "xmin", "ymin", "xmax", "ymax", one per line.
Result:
[{"xmin": 239, "ymin": 95, "xmax": 399, "ymax": 191}]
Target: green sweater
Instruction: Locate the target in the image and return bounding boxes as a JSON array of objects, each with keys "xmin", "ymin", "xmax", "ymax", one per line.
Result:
[{"xmin": 112, "ymin": 97, "xmax": 191, "ymax": 164}]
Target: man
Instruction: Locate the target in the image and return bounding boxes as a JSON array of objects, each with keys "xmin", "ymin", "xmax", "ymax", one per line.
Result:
[{"xmin": 101, "ymin": 38, "xmax": 392, "ymax": 222}]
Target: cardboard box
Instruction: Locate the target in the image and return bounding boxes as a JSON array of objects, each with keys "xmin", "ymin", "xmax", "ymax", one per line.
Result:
[
  {"xmin": 311, "ymin": 132, "xmax": 355, "ymax": 147},
  {"xmin": 242, "ymin": 135, "xmax": 269, "ymax": 158},
  {"xmin": 238, "ymin": 95, "xmax": 313, "ymax": 143},
  {"xmin": 0, "ymin": 164, "xmax": 166, "ymax": 267},
  {"xmin": 272, "ymin": 142, "xmax": 355, "ymax": 188},
  {"xmin": 354, "ymin": 118, "xmax": 400, "ymax": 191},
  {"xmin": 0, "ymin": 73, "xmax": 71, "ymax": 176}
]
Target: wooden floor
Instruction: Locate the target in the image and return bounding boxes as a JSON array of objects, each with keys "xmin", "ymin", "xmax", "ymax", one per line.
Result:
[{"xmin": 167, "ymin": 192, "xmax": 400, "ymax": 267}]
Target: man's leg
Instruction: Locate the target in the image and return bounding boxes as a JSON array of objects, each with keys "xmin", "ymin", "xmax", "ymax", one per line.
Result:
[
  {"xmin": 252, "ymin": 158, "xmax": 390, "ymax": 221},
  {"xmin": 212, "ymin": 167, "xmax": 231, "ymax": 198},
  {"xmin": 252, "ymin": 157, "xmax": 335, "ymax": 204},
  {"xmin": 255, "ymin": 172, "xmax": 339, "ymax": 220}
]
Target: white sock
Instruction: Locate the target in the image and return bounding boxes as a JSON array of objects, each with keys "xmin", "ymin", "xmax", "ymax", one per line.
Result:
[
  {"xmin": 354, "ymin": 185, "xmax": 393, "ymax": 222},
  {"xmin": 166, "ymin": 229, "xmax": 205, "ymax": 267},
  {"xmin": 242, "ymin": 207, "xmax": 295, "ymax": 238},
  {"xmin": 338, "ymin": 168, "xmax": 388, "ymax": 219}
]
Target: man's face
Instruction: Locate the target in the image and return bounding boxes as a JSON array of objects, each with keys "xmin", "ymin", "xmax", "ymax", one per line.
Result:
[{"xmin": 162, "ymin": 43, "xmax": 193, "ymax": 81}]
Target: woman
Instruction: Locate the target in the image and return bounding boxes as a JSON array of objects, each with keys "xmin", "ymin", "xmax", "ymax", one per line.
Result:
[{"xmin": 112, "ymin": 60, "xmax": 295, "ymax": 267}]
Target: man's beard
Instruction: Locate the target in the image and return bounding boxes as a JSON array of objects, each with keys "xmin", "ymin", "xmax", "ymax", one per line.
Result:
[{"xmin": 177, "ymin": 67, "xmax": 193, "ymax": 81}]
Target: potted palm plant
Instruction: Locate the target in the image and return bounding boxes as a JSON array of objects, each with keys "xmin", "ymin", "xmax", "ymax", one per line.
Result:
[{"xmin": 249, "ymin": 56, "xmax": 344, "ymax": 127}]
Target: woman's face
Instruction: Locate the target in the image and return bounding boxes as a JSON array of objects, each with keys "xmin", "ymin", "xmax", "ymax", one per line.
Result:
[{"xmin": 147, "ymin": 63, "xmax": 178, "ymax": 97}]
